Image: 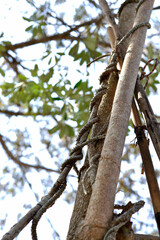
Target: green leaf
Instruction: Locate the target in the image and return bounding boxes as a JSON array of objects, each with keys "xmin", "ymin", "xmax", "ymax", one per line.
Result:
[
  {"xmin": 74, "ymin": 80, "xmax": 82, "ymax": 89},
  {"xmin": 40, "ymin": 67, "xmax": 53, "ymax": 82},
  {"xmin": 62, "ymin": 111, "xmax": 68, "ymax": 121},
  {"xmin": 2, "ymin": 41, "xmax": 11, "ymax": 46},
  {"xmin": 25, "ymin": 25, "xmax": 33, "ymax": 32},
  {"xmin": 55, "ymin": 56, "xmax": 59, "ymax": 64},
  {"xmin": 74, "ymin": 5, "xmax": 89, "ymax": 21},
  {"xmin": 150, "ymin": 84, "xmax": 157, "ymax": 92},
  {"xmin": 38, "ymin": 15, "xmax": 44, "ymax": 21},
  {"xmin": 43, "ymin": 103, "xmax": 52, "ymax": 114},
  {"xmin": 3, "ymin": 167, "xmax": 10, "ymax": 173},
  {"xmin": 48, "ymin": 57, "xmax": 52, "ymax": 65},
  {"xmin": 0, "ymin": 44, "xmax": 6, "ymax": 56},
  {"xmin": 83, "ymin": 36, "xmax": 97, "ymax": 51},
  {"xmin": 150, "ymin": 71, "xmax": 159, "ymax": 79},
  {"xmin": 59, "ymin": 124, "xmax": 74, "ymax": 138},
  {"xmin": 57, "ymin": 52, "xmax": 65, "ymax": 56},
  {"xmin": 18, "ymin": 74, "xmax": 28, "ymax": 81},
  {"xmin": 0, "ymin": 68, "xmax": 5, "ymax": 77},
  {"xmin": 90, "ymin": 50, "xmax": 101, "ymax": 59},
  {"xmin": 78, "ymin": 50, "xmax": 90, "ymax": 65},
  {"xmin": 42, "ymin": 51, "xmax": 51, "ymax": 60},
  {"xmin": 0, "ymin": 32, "xmax": 4, "ymax": 38},
  {"xmin": 0, "ymin": 82, "xmax": 15, "ymax": 96},
  {"xmin": 146, "ymin": 43, "xmax": 153, "ymax": 58},
  {"xmin": 23, "ymin": 17, "xmax": 32, "ymax": 22},
  {"xmin": 30, "ymin": 64, "xmax": 39, "ymax": 77},
  {"xmin": 49, "ymin": 125, "xmax": 60, "ymax": 134},
  {"xmin": 32, "ymin": 27, "xmax": 38, "ymax": 37},
  {"xmin": 52, "ymin": 97, "xmax": 62, "ymax": 101},
  {"xmin": 69, "ymin": 43, "xmax": 79, "ymax": 57}
]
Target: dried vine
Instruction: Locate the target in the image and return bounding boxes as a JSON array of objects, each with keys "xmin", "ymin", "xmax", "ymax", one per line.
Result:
[
  {"xmin": 103, "ymin": 201, "xmax": 145, "ymax": 240},
  {"xmin": 2, "ymin": 65, "xmax": 110, "ymax": 240}
]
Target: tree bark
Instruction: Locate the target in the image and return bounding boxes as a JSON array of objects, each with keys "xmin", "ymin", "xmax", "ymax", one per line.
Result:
[
  {"xmin": 77, "ymin": 1, "xmax": 154, "ymax": 239},
  {"xmin": 67, "ymin": 3, "xmax": 139, "ymax": 238},
  {"xmin": 135, "ymin": 234, "xmax": 160, "ymax": 240}
]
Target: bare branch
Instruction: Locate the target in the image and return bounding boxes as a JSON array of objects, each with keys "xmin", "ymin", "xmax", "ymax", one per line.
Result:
[
  {"xmin": 98, "ymin": 0, "xmax": 121, "ymax": 40},
  {"xmin": 0, "ymin": 109, "xmax": 60, "ymax": 125},
  {"xmin": 153, "ymin": 6, "xmax": 160, "ymax": 10},
  {"xmin": 1, "ymin": 165, "xmax": 71, "ymax": 240},
  {"xmin": 135, "ymin": 79, "xmax": 160, "ymax": 160},
  {"xmin": 0, "ymin": 133, "xmax": 59, "ymax": 173},
  {"xmin": 0, "ymin": 109, "xmax": 25, "ymax": 116},
  {"xmin": 2, "ymin": 204, "xmax": 41, "ymax": 240},
  {"xmin": 135, "ymin": 234, "xmax": 160, "ymax": 240}
]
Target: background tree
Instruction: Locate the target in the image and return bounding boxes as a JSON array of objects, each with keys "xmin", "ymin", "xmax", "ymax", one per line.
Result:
[{"xmin": 1, "ymin": 0, "xmax": 160, "ymax": 239}]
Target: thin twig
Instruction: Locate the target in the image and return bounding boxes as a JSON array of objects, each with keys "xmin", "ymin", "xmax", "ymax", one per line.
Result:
[{"xmin": 87, "ymin": 53, "xmax": 110, "ymax": 67}]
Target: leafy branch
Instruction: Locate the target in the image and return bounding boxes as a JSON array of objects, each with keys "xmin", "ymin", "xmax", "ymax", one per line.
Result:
[{"xmin": 4, "ymin": 16, "xmax": 103, "ymax": 52}]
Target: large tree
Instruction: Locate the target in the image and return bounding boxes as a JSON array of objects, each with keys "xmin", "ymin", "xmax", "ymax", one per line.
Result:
[{"xmin": 1, "ymin": 0, "xmax": 160, "ymax": 239}]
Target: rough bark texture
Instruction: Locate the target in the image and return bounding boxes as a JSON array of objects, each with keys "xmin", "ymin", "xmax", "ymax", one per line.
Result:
[
  {"xmin": 66, "ymin": 161, "xmax": 92, "ymax": 240},
  {"xmin": 135, "ymin": 234, "xmax": 160, "ymax": 240},
  {"xmin": 118, "ymin": 1, "xmax": 138, "ymax": 56},
  {"xmin": 67, "ymin": 3, "xmax": 138, "ymax": 239},
  {"xmin": 67, "ymin": 1, "xmax": 157, "ymax": 240},
  {"xmin": 77, "ymin": 1, "xmax": 154, "ymax": 239},
  {"xmin": 88, "ymin": 71, "xmax": 118, "ymax": 161},
  {"xmin": 135, "ymin": 79, "xmax": 160, "ymax": 160},
  {"xmin": 67, "ymin": 5, "xmax": 119, "ymax": 240}
]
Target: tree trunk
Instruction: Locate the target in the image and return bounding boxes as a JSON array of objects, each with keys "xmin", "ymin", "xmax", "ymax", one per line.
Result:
[{"xmin": 67, "ymin": 1, "xmax": 155, "ymax": 239}]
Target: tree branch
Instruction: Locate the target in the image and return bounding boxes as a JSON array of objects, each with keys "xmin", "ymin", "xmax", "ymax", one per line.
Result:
[
  {"xmin": 5, "ymin": 16, "xmax": 103, "ymax": 51},
  {"xmin": 0, "ymin": 109, "xmax": 61, "ymax": 125},
  {"xmin": 2, "ymin": 203, "xmax": 41, "ymax": 240},
  {"xmin": 88, "ymin": 0, "xmax": 100, "ymax": 9},
  {"xmin": 0, "ymin": 133, "xmax": 59, "ymax": 173},
  {"xmin": 104, "ymin": 201, "xmax": 145, "ymax": 240},
  {"xmin": 0, "ymin": 109, "xmax": 27, "ymax": 116},
  {"xmin": 98, "ymin": 0, "xmax": 121, "ymax": 40},
  {"xmin": 153, "ymin": 6, "xmax": 160, "ymax": 10},
  {"xmin": 135, "ymin": 79, "xmax": 160, "ymax": 160},
  {"xmin": 2, "ymin": 165, "xmax": 71, "ymax": 240},
  {"xmin": 135, "ymin": 234, "xmax": 160, "ymax": 240}
]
